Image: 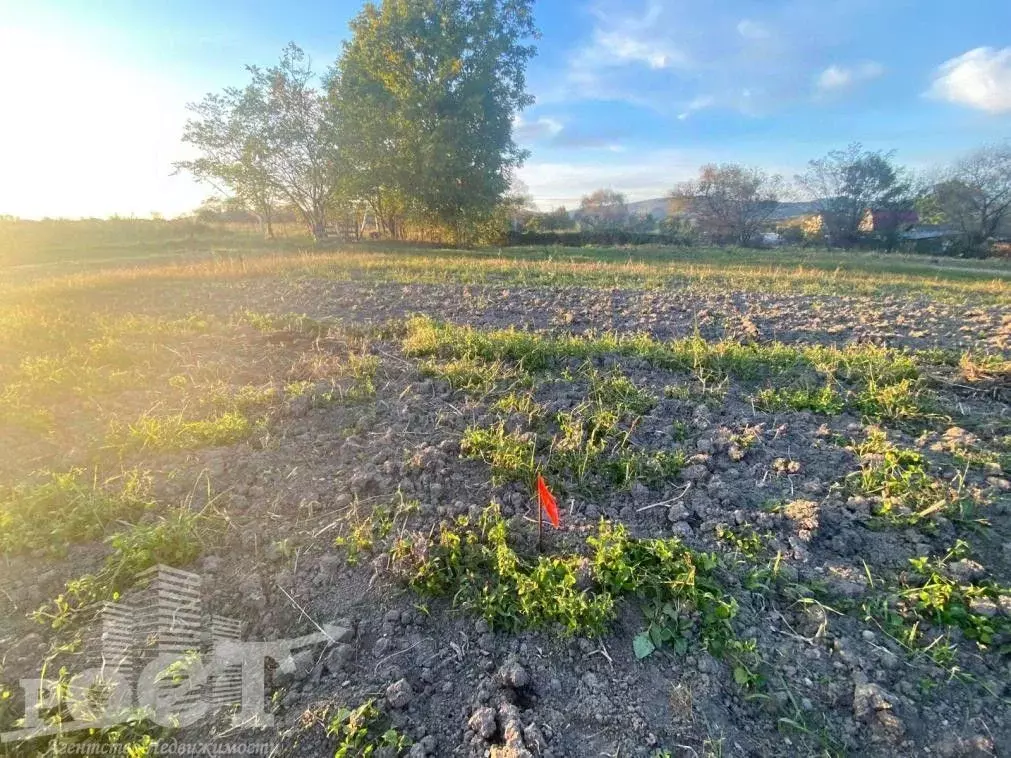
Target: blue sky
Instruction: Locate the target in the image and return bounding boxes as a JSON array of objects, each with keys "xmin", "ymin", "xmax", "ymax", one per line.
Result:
[{"xmin": 1, "ymin": 0, "xmax": 1009, "ymax": 217}]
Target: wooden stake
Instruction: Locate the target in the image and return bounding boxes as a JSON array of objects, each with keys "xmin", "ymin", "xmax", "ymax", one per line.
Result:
[{"xmin": 537, "ymin": 494, "xmax": 543, "ymax": 553}]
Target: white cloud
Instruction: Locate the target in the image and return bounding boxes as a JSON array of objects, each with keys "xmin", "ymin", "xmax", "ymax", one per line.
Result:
[
  {"xmin": 736, "ymin": 19, "xmax": 771, "ymax": 40},
  {"xmin": 565, "ymin": 0, "xmax": 690, "ymax": 100},
  {"xmin": 554, "ymin": 0, "xmax": 886, "ymax": 116},
  {"xmin": 513, "ymin": 115, "xmax": 564, "ymax": 142},
  {"xmin": 585, "ymin": 0, "xmax": 686, "ymax": 70},
  {"xmin": 816, "ymin": 61, "xmax": 884, "ymax": 92},
  {"xmin": 677, "ymin": 95, "xmax": 716, "ymax": 120},
  {"xmin": 927, "ymin": 47, "xmax": 1011, "ymax": 114},
  {"xmin": 593, "ymin": 30, "xmax": 682, "ymax": 70}
]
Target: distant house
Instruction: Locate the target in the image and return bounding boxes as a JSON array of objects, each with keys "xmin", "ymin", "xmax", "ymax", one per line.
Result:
[
  {"xmin": 899, "ymin": 223, "xmax": 961, "ymax": 254},
  {"xmin": 777, "ymin": 211, "xmax": 826, "ymax": 240},
  {"xmin": 858, "ymin": 209, "xmax": 919, "ymax": 234}
]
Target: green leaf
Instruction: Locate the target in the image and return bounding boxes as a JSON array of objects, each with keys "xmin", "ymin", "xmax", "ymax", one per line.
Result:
[
  {"xmin": 649, "ymin": 624, "xmax": 664, "ymax": 648},
  {"xmin": 733, "ymin": 666, "xmax": 752, "ymax": 686},
  {"xmin": 633, "ymin": 633, "xmax": 656, "ymax": 659}
]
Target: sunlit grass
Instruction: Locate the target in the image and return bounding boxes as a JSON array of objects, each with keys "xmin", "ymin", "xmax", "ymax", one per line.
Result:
[
  {"xmin": 5, "ymin": 245, "xmax": 1009, "ymax": 306},
  {"xmin": 111, "ymin": 411, "xmax": 259, "ymax": 452}
]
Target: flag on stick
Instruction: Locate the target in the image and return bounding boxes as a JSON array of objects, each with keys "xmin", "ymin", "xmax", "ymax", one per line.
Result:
[{"xmin": 536, "ymin": 474, "xmax": 560, "ymax": 528}]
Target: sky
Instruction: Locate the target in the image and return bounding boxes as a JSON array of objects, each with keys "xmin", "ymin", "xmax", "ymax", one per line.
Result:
[{"xmin": 1, "ymin": 0, "xmax": 1009, "ymax": 218}]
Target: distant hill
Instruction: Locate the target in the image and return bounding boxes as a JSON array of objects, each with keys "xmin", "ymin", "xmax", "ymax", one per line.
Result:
[{"xmin": 625, "ymin": 198, "xmax": 672, "ymax": 219}]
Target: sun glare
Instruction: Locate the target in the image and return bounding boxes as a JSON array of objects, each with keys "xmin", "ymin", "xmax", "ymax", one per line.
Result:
[{"xmin": 0, "ymin": 27, "xmax": 198, "ymax": 219}]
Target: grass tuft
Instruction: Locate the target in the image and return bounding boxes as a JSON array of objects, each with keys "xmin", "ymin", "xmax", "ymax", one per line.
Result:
[
  {"xmin": 34, "ymin": 506, "xmax": 219, "ymax": 629},
  {"xmin": 0, "ymin": 469, "xmax": 153, "ymax": 556},
  {"xmin": 113, "ymin": 411, "xmax": 259, "ymax": 451}
]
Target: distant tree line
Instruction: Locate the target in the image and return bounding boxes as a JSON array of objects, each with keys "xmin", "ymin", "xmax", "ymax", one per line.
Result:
[
  {"xmin": 175, "ymin": 0, "xmax": 537, "ymax": 245},
  {"xmin": 514, "ymin": 143, "xmax": 1011, "ymax": 257}
]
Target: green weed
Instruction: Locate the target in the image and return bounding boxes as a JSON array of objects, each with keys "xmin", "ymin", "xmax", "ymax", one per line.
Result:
[
  {"xmin": 327, "ymin": 698, "xmax": 410, "ymax": 758},
  {"xmin": 851, "ymin": 429, "xmax": 974, "ymax": 524},
  {"xmin": 588, "ymin": 368, "xmax": 657, "ymax": 415},
  {"xmin": 716, "ymin": 525, "xmax": 767, "ymax": 559},
  {"xmin": 605, "ymin": 449, "xmax": 687, "ymax": 489},
  {"xmin": 589, "ymin": 522, "xmax": 749, "ymax": 667},
  {"xmin": 242, "ymin": 311, "xmax": 333, "ymax": 339},
  {"xmin": 402, "ymin": 505, "xmax": 615, "ymax": 635},
  {"xmin": 862, "ymin": 541, "xmax": 1011, "ymax": 659},
  {"xmin": 34, "ymin": 507, "xmax": 218, "ymax": 629},
  {"xmin": 0, "ymin": 469, "xmax": 153, "ymax": 555},
  {"xmin": 754, "ymin": 383, "xmax": 844, "ymax": 414},
  {"xmin": 334, "ymin": 495, "xmax": 419, "ymax": 566},
  {"xmin": 855, "ymin": 378, "xmax": 932, "ymax": 422},
  {"xmin": 492, "ymin": 390, "xmax": 543, "ymax": 422},
  {"xmin": 420, "ymin": 356, "xmax": 521, "ymax": 395},
  {"xmin": 460, "ymin": 423, "xmax": 536, "ymax": 485},
  {"xmin": 902, "ymin": 542, "xmax": 1011, "ymax": 651},
  {"xmin": 0, "ymin": 382, "xmax": 54, "ymax": 430},
  {"xmin": 398, "ymin": 508, "xmax": 758, "ymax": 684}
]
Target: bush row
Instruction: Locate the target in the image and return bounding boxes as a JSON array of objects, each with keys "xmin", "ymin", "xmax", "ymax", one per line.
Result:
[{"xmin": 504, "ymin": 230, "xmax": 692, "ymax": 247}]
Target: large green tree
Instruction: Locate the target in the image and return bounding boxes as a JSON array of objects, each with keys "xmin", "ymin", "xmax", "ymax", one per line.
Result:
[
  {"xmin": 332, "ymin": 0, "xmax": 538, "ymax": 240},
  {"xmin": 796, "ymin": 143, "xmax": 910, "ymax": 247},
  {"xmin": 177, "ymin": 44, "xmax": 341, "ymax": 241}
]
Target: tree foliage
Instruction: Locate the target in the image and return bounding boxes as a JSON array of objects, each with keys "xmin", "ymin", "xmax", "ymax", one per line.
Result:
[
  {"xmin": 174, "ymin": 84, "xmax": 278, "ymax": 237},
  {"xmin": 525, "ymin": 206, "xmax": 573, "ymax": 232},
  {"xmin": 670, "ymin": 164, "xmax": 781, "ymax": 246},
  {"xmin": 919, "ymin": 144, "xmax": 1011, "ymax": 256},
  {"xmin": 177, "ymin": 45, "xmax": 340, "ymax": 240},
  {"xmin": 578, "ymin": 189, "xmax": 629, "ymax": 230},
  {"xmin": 332, "ymin": 0, "xmax": 538, "ymax": 242},
  {"xmin": 796, "ymin": 143, "xmax": 909, "ymax": 247}
]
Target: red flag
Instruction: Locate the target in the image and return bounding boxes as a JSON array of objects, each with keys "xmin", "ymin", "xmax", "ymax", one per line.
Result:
[{"xmin": 536, "ymin": 474, "xmax": 560, "ymax": 528}]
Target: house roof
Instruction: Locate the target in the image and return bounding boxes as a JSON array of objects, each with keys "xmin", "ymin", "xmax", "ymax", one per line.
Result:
[{"xmin": 901, "ymin": 224, "xmax": 960, "ymax": 240}]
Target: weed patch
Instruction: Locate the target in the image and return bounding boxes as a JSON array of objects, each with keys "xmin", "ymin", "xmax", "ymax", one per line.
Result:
[
  {"xmin": 420, "ymin": 356, "xmax": 522, "ymax": 395},
  {"xmin": 754, "ymin": 384, "xmax": 844, "ymax": 415},
  {"xmin": 399, "ymin": 505, "xmax": 614, "ymax": 634},
  {"xmin": 461, "ymin": 423, "xmax": 536, "ymax": 485},
  {"xmin": 0, "ymin": 469, "xmax": 153, "ymax": 555},
  {"xmin": 327, "ymin": 698, "xmax": 410, "ymax": 757},
  {"xmin": 395, "ymin": 507, "xmax": 758, "ymax": 683},
  {"xmin": 588, "ymin": 368, "xmax": 657, "ymax": 415},
  {"xmin": 333, "ymin": 495, "xmax": 419, "ymax": 565},
  {"xmin": 863, "ymin": 541, "xmax": 1011, "ymax": 659},
  {"xmin": 850, "ymin": 429, "xmax": 976, "ymax": 525},
  {"xmin": 855, "ymin": 378, "xmax": 933, "ymax": 423},
  {"xmin": 34, "ymin": 507, "xmax": 218, "ymax": 629}
]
